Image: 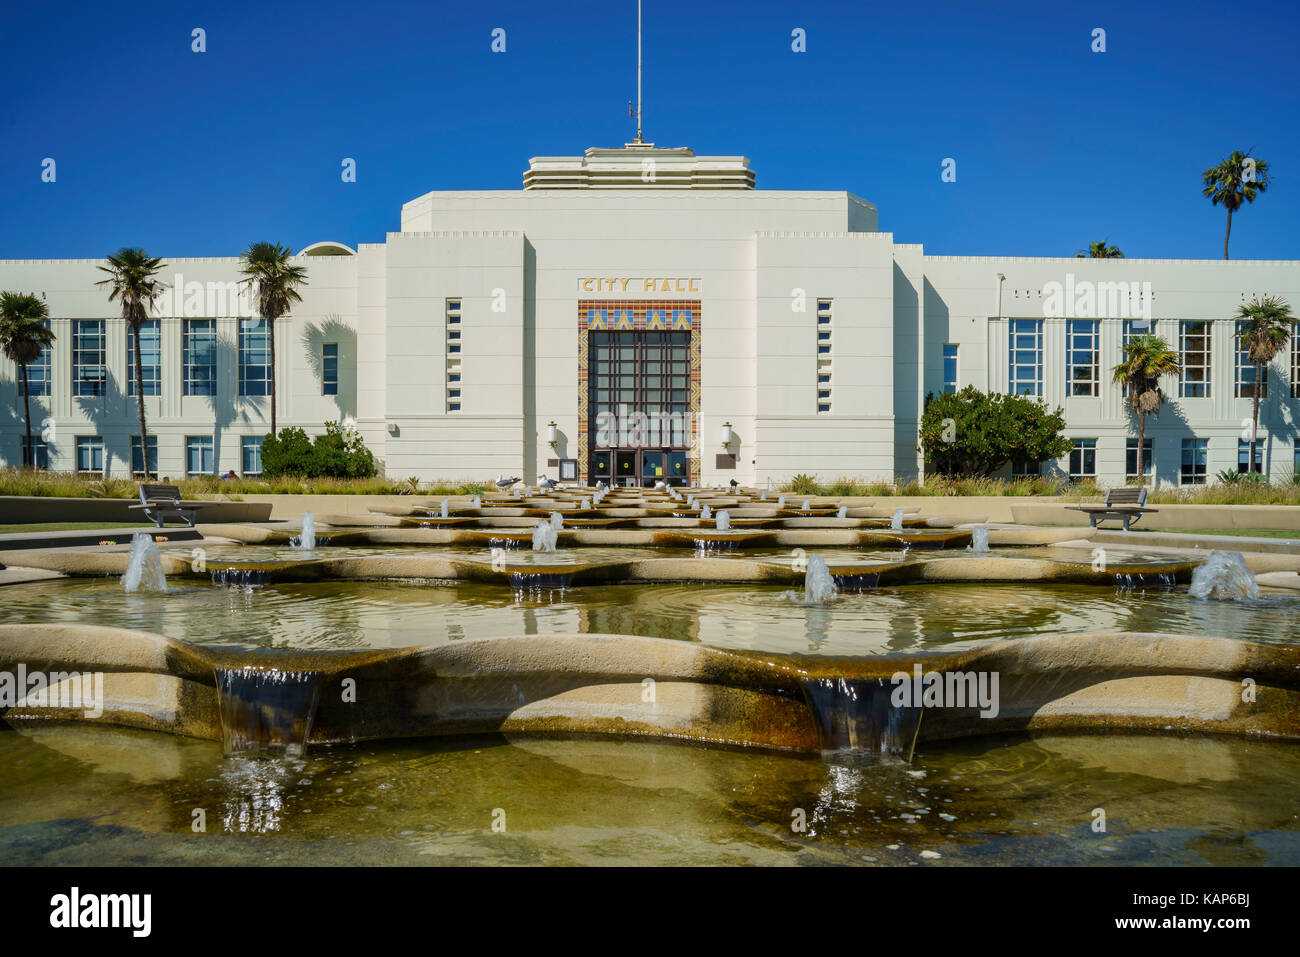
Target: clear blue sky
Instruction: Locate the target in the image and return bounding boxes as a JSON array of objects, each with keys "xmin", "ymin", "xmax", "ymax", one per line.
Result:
[{"xmin": 1, "ymin": 0, "xmax": 1296, "ymax": 260}]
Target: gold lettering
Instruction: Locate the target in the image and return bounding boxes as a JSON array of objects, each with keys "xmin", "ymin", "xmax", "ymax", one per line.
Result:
[
  {"xmin": 580, "ymin": 278, "xmax": 593, "ymax": 292},
  {"xmin": 619, "ymin": 278, "xmax": 630, "ymax": 291},
  {"xmin": 689, "ymin": 278, "xmax": 699, "ymax": 292}
]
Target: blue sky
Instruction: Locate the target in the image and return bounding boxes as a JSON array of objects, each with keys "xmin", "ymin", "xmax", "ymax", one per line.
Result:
[{"xmin": 1, "ymin": 0, "xmax": 1296, "ymax": 260}]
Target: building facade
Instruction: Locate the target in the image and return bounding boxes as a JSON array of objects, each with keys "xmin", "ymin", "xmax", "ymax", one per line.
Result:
[{"xmin": 3, "ymin": 145, "xmax": 1299, "ymax": 486}]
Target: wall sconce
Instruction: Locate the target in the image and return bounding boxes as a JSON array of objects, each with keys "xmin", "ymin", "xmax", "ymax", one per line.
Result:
[
  {"xmin": 721, "ymin": 421, "xmax": 733, "ymax": 449},
  {"xmin": 547, "ymin": 420, "xmax": 558, "ymax": 451},
  {"xmin": 386, "ymin": 422, "xmax": 398, "ymax": 435}
]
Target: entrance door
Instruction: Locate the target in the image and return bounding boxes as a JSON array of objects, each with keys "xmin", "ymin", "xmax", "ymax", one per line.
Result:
[{"xmin": 588, "ymin": 330, "xmax": 691, "ymax": 486}]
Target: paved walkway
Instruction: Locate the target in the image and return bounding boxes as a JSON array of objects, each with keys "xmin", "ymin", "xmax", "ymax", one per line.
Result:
[{"xmin": 0, "ymin": 526, "xmax": 203, "ymax": 553}]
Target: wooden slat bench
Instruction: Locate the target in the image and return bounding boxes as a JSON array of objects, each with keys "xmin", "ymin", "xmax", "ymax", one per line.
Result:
[
  {"xmin": 128, "ymin": 483, "xmax": 219, "ymax": 528},
  {"xmin": 1065, "ymin": 486, "xmax": 1157, "ymax": 531}
]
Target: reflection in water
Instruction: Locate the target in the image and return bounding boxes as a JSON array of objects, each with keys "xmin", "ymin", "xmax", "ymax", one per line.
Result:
[
  {"xmin": 6, "ymin": 577, "xmax": 1300, "ymax": 656},
  {"xmin": 3, "ymin": 725, "xmax": 1298, "ymax": 866}
]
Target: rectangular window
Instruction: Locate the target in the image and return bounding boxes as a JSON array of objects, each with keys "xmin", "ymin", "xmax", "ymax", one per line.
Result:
[
  {"xmin": 186, "ymin": 436, "xmax": 215, "ymax": 475},
  {"xmin": 1293, "ymin": 340, "xmax": 1300, "ymax": 399},
  {"xmin": 131, "ymin": 435, "xmax": 159, "ymax": 476},
  {"xmin": 26, "ymin": 320, "xmax": 52, "ymax": 397},
  {"xmin": 241, "ymin": 436, "xmax": 263, "ymax": 476},
  {"xmin": 1235, "ymin": 321, "xmax": 1267, "ymax": 399},
  {"xmin": 1069, "ymin": 439, "xmax": 1097, "ymax": 482},
  {"xmin": 75, "ymin": 436, "xmax": 104, "ymax": 473},
  {"xmin": 1125, "ymin": 438, "xmax": 1154, "ymax": 483},
  {"xmin": 1120, "ymin": 320, "xmax": 1157, "ymax": 396},
  {"xmin": 817, "ymin": 299, "xmax": 832, "ymax": 413},
  {"xmin": 184, "ymin": 319, "xmax": 217, "ymax": 396},
  {"xmin": 238, "ymin": 318, "xmax": 270, "ymax": 396},
  {"xmin": 1122, "ymin": 319, "xmax": 1156, "ymax": 345},
  {"xmin": 1066, "ymin": 319, "xmax": 1100, "ymax": 396},
  {"xmin": 72, "ymin": 320, "xmax": 106, "ymax": 397},
  {"xmin": 942, "ymin": 344, "xmax": 958, "ymax": 393},
  {"xmin": 1008, "ymin": 319, "xmax": 1042, "ymax": 396},
  {"xmin": 446, "ymin": 299, "xmax": 462, "ymax": 412},
  {"xmin": 322, "ymin": 342, "xmax": 339, "ymax": 395},
  {"xmin": 1238, "ymin": 439, "xmax": 1263, "ymax": 475},
  {"xmin": 126, "ymin": 319, "xmax": 161, "ymax": 396},
  {"xmin": 1181, "ymin": 438, "xmax": 1208, "ymax": 485},
  {"xmin": 22, "ymin": 435, "xmax": 50, "ymax": 468},
  {"xmin": 1179, "ymin": 321, "xmax": 1212, "ymax": 398},
  {"xmin": 1011, "ymin": 458, "xmax": 1040, "ymax": 478}
]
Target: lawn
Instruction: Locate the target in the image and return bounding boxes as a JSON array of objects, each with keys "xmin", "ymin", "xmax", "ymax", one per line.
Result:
[{"xmin": 0, "ymin": 522, "xmax": 154, "ymax": 534}]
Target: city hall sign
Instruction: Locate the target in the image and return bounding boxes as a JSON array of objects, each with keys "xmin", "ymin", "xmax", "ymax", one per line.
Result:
[{"xmin": 578, "ymin": 277, "xmax": 700, "ymax": 294}]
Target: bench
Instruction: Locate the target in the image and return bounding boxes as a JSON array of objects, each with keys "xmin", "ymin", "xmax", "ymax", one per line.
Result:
[
  {"xmin": 1065, "ymin": 486, "xmax": 1157, "ymax": 531},
  {"xmin": 128, "ymin": 483, "xmax": 219, "ymax": 528}
]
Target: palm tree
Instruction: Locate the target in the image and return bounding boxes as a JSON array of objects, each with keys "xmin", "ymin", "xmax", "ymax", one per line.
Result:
[
  {"xmin": 1112, "ymin": 334, "xmax": 1181, "ymax": 484},
  {"xmin": 1076, "ymin": 241, "xmax": 1124, "ymax": 258},
  {"xmin": 96, "ymin": 248, "xmax": 167, "ymax": 478},
  {"xmin": 1202, "ymin": 150, "xmax": 1270, "ymax": 259},
  {"xmin": 1235, "ymin": 295, "xmax": 1294, "ymax": 476},
  {"xmin": 0, "ymin": 292, "xmax": 55, "ymax": 467},
  {"xmin": 239, "ymin": 242, "xmax": 308, "ymax": 436}
]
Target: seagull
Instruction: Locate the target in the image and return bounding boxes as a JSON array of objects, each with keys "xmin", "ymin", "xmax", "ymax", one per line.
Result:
[
  {"xmin": 654, "ymin": 480, "xmax": 667, "ymax": 490},
  {"xmin": 729, "ymin": 479, "xmax": 740, "ymax": 489},
  {"xmin": 495, "ymin": 473, "xmax": 520, "ymax": 490},
  {"xmin": 537, "ymin": 474, "xmax": 557, "ymax": 491}
]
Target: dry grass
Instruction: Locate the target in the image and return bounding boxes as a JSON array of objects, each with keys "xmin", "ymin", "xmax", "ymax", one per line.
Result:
[
  {"xmin": 0, "ymin": 468, "xmax": 486, "ymax": 499},
  {"xmin": 778, "ymin": 472, "xmax": 1300, "ymax": 505}
]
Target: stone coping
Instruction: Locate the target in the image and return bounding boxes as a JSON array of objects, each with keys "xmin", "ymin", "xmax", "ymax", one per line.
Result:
[
  {"xmin": 0, "ymin": 544, "xmax": 1202, "ymax": 588},
  {"xmin": 1, "ymin": 626, "xmax": 1296, "ymax": 753}
]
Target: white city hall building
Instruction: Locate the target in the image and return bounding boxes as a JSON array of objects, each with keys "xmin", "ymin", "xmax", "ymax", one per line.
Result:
[{"xmin": 3, "ymin": 145, "xmax": 1299, "ymax": 487}]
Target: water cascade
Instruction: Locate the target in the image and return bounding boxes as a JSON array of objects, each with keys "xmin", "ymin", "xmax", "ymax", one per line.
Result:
[
  {"xmin": 472, "ymin": 495, "xmax": 482, "ymax": 509},
  {"xmin": 803, "ymin": 499, "xmax": 811, "ymax": 511},
  {"xmin": 291, "ymin": 512, "xmax": 317, "ymax": 551},
  {"xmin": 532, "ymin": 520, "xmax": 558, "ymax": 552},
  {"xmin": 837, "ymin": 505, "xmax": 848, "ymax": 519},
  {"xmin": 1189, "ymin": 550, "xmax": 1260, "ymax": 601},
  {"xmin": 121, "ymin": 533, "xmax": 168, "ymax": 593},
  {"xmin": 700, "ymin": 504, "xmax": 712, "ymax": 521},
  {"xmin": 891, "ymin": 509, "xmax": 904, "ymax": 531},
  {"xmin": 802, "ymin": 677, "xmax": 922, "ymax": 756},
  {"xmin": 215, "ymin": 666, "xmax": 323, "ymax": 757},
  {"xmin": 581, "ymin": 498, "xmax": 591, "ymax": 510},
  {"xmin": 778, "ymin": 495, "xmax": 786, "ymax": 508},
  {"xmin": 715, "ymin": 510, "xmax": 731, "ymax": 531},
  {"xmin": 549, "ymin": 511, "xmax": 564, "ymax": 529},
  {"xmin": 440, "ymin": 499, "xmax": 449, "ymax": 519},
  {"xmin": 804, "ymin": 554, "xmax": 839, "ymax": 604},
  {"xmin": 968, "ymin": 526, "xmax": 990, "ymax": 553}
]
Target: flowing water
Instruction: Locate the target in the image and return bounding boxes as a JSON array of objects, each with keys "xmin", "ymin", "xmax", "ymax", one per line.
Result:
[
  {"xmin": 968, "ymin": 527, "xmax": 990, "ymax": 553},
  {"xmin": 121, "ymin": 533, "xmax": 168, "ymax": 593},
  {"xmin": 290, "ymin": 513, "xmax": 317, "ymax": 551},
  {"xmin": 7, "ymin": 577, "xmax": 1299, "ymax": 655},
  {"xmin": 1, "ymin": 725, "xmax": 1297, "ymax": 865}
]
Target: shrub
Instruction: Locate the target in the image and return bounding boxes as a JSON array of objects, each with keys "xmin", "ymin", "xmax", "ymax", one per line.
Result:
[
  {"xmin": 919, "ymin": 387, "xmax": 1073, "ymax": 476},
  {"xmin": 308, "ymin": 421, "xmax": 377, "ymax": 478},
  {"xmin": 787, "ymin": 473, "xmax": 820, "ymax": 495},
  {"xmin": 260, "ymin": 427, "xmax": 313, "ymax": 477}
]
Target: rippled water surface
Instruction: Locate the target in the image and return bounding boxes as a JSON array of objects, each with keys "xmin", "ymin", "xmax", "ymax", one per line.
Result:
[
  {"xmin": 1, "ymin": 726, "xmax": 1296, "ymax": 865},
  {"xmin": 3, "ymin": 575, "xmax": 1296, "ymax": 654}
]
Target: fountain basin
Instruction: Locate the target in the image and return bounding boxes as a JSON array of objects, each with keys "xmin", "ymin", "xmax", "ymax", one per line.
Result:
[{"xmin": 2, "ymin": 626, "xmax": 1298, "ymax": 753}]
